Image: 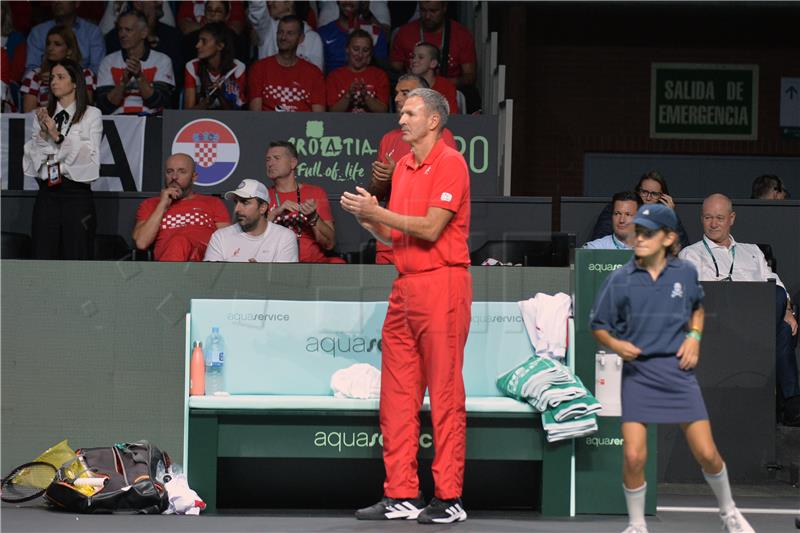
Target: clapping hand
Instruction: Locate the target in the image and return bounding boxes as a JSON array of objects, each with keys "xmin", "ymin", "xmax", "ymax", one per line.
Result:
[
  {"xmin": 341, "ymin": 186, "xmax": 379, "ymax": 221},
  {"xmin": 36, "ymin": 108, "xmax": 59, "ymax": 140},
  {"xmin": 298, "ymin": 198, "xmax": 318, "ymax": 217},
  {"xmin": 371, "ymin": 151, "xmax": 396, "ymax": 182},
  {"xmin": 125, "ymin": 57, "xmax": 142, "ymax": 80}
]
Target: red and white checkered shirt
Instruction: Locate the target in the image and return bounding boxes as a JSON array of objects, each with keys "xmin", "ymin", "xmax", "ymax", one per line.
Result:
[
  {"xmin": 20, "ymin": 67, "xmax": 96, "ymax": 108},
  {"xmin": 325, "ymin": 65, "xmax": 389, "ymax": 112},
  {"xmin": 247, "ymin": 55, "xmax": 325, "ymax": 112},
  {"xmin": 135, "ymin": 194, "xmax": 230, "ymax": 261}
]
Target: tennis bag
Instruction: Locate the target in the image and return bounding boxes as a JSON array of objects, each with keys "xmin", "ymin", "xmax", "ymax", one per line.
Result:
[{"xmin": 44, "ymin": 440, "xmax": 170, "ymax": 514}]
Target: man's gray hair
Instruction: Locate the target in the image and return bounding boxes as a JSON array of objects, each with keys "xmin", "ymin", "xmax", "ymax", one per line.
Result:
[{"xmin": 406, "ymin": 88, "xmax": 449, "ymax": 129}]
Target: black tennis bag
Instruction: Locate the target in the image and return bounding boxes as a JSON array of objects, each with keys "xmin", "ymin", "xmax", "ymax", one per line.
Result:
[{"xmin": 45, "ymin": 440, "xmax": 170, "ymax": 514}]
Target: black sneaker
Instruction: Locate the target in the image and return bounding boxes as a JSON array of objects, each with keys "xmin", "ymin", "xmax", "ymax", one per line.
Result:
[
  {"xmin": 417, "ymin": 497, "xmax": 467, "ymax": 524},
  {"xmin": 354, "ymin": 494, "xmax": 426, "ymax": 520}
]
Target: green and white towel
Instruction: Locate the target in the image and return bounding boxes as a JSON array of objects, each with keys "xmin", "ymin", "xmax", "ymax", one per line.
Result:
[
  {"xmin": 544, "ymin": 394, "xmax": 603, "ymax": 422},
  {"xmin": 496, "ymin": 356, "xmax": 573, "ymax": 402},
  {"xmin": 541, "ymin": 411, "xmax": 598, "ymax": 443},
  {"xmin": 497, "ymin": 355, "xmax": 601, "ymax": 442},
  {"xmin": 530, "ymin": 376, "xmax": 589, "ymax": 411}
]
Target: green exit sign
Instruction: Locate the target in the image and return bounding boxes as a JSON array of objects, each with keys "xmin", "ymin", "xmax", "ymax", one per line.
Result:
[{"xmin": 650, "ymin": 63, "xmax": 758, "ymax": 140}]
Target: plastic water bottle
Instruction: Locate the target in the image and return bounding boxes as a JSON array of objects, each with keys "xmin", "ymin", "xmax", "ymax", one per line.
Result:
[{"xmin": 204, "ymin": 326, "xmax": 226, "ymax": 395}]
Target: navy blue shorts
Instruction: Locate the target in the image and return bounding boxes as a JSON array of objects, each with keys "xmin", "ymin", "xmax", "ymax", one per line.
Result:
[{"xmin": 621, "ymin": 355, "xmax": 708, "ymax": 424}]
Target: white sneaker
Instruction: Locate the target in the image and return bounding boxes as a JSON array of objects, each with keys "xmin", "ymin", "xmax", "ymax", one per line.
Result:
[
  {"xmin": 621, "ymin": 524, "xmax": 649, "ymax": 533},
  {"xmin": 721, "ymin": 507, "xmax": 755, "ymax": 532}
]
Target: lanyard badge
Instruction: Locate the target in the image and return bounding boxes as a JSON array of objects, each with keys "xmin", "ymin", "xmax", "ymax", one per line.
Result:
[{"xmin": 46, "ymin": 159, "xmax": 62, "ymax": 187}]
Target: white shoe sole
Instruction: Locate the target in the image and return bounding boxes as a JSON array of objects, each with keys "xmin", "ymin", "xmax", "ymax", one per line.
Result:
[{"xmin": 431, "ymin": 510, "xmax": 467, "ymax": 523}]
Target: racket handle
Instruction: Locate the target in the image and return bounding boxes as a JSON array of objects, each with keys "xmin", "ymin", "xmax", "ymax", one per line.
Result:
[{"xmin": 74, "ymin": 478, "xmax": 105, "ymax": 487}]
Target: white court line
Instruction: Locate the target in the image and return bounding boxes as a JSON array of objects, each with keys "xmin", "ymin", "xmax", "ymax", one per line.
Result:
[{"xmin": 658, "ymin": 506, "xmax": 799, "ymax": 516}]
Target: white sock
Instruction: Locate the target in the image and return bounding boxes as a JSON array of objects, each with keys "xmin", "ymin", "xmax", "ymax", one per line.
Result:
[
  {"xmin": 623, "ymin": 482, "xmax": 647, "ymax": 527},
  {"xmin": 703, "ymin": 463, "xmax": 736, "ymax": 514}
]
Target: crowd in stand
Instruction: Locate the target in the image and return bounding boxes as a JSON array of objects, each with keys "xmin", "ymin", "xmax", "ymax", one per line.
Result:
[{"xmin": 1, "ymin": 1, "xmax": 479, "ymax": 115}]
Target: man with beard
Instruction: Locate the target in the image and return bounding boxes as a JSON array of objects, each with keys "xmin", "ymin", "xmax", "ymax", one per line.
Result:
[
  {"xmin": 133, "ymin": 153, "xmax": 230, "ymax": 261},
  {"xmin": 204, "ymin": 179, "xmax": 298, "ymax": 262}
]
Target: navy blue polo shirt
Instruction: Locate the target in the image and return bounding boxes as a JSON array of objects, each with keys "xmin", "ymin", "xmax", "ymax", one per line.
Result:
[{"xmin": 590, "ymin": 257, "xmax": 704, "ymax": 356}]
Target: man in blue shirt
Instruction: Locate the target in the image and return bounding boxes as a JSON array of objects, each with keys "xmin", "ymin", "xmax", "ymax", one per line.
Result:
[
  {"xmin": 26, "ymin": 1, "xmax": 105, "ymax": 74},
  {"xmin": 317, "ymin": 1, "xmax": 388, "ymax": 74},
  {"xmin": 584, "ymin": 191, "xmax": 641, "ymax": 250}
]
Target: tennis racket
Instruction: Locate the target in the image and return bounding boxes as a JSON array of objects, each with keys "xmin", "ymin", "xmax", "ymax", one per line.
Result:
[{"xmin": 1, "ymin": 461, "xmax": 58, "ymax": 503}]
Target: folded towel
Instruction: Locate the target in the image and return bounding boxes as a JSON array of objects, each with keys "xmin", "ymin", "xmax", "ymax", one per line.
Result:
[
  {"xmin": 330, "ymin": 363, "xmax": 381, "ymax": 399},
  {"xmin": 547, "ymin": 395, "xmax": 603, "ymax": 422}
]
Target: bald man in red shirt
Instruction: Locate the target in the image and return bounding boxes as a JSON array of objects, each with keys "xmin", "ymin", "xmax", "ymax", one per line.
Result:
[{"xmin": 341, "ymin": 88, "xmax": 471, "ymax": 525}]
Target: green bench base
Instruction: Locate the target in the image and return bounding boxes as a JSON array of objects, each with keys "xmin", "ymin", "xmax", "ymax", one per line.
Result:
[{"xmin": 187, "ymin": 396, "xmax": 573, "ymax": 515}]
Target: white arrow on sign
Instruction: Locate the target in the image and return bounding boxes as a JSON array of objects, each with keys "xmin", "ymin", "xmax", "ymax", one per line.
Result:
[{"xmin": 780, "ymin": 77, "xmax": 800, "ymax": 128}]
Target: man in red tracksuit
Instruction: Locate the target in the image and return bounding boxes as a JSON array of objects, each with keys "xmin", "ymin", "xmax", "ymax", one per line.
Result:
[{"xmin": 341, "ymin": 88, "xmax": 471, "ymax": 525}]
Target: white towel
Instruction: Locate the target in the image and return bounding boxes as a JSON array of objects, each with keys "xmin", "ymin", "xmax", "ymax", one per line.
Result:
[
  {"xmin": 330, "ymin": 363, "xmax": 381, "ymax": 399},
  {"xmin": 518, "ymin": 292, "xmax": 572, "ymax": 359},
  {"xmin": 163, "ymin": 474, "xmax": 206, "ymax": 515}
]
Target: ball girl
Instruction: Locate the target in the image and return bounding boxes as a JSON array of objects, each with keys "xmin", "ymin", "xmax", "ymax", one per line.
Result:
[{"xmin": 591, "ymin": 204, "xmax": 754, "ymax": 533}]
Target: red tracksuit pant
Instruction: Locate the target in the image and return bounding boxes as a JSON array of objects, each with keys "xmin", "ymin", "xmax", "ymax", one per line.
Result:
[{"xmin": 380, "ymin": 266, "xmax": 472, "ymax": 500}]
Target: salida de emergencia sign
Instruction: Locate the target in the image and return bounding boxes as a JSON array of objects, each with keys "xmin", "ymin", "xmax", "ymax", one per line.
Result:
[{"xmin": 650, "ymin": 63, "xmax": 758, "ymax": 140}]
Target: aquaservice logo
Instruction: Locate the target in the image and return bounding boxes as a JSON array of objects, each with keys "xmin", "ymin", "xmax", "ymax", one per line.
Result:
[
  {"xmin": 305, "ymin": 335, "xmax": 382, "ymax": 358},
  {"xmin": 314, "ymin": 431, "xmax": 433, "ymax": 452}
]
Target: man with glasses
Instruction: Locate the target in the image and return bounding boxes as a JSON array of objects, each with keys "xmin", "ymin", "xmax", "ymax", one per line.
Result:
[{"xmin": 679, "ymin": 193, "xmax": 799, "ymax": 426}]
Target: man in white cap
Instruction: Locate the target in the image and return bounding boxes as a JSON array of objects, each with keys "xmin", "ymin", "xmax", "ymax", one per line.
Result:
[{"xmin": 204, "ymin": 179, "xmax": 298, "ymax": 262}]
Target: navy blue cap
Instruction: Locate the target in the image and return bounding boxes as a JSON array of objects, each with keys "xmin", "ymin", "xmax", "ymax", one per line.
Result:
[{"xmin": 633, "ymin": 204, "xmax": 678, "ymax": 231}]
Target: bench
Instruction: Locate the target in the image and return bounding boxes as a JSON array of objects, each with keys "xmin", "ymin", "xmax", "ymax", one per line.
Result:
[{"xmin": 184, "ymin": 300, "xmax": 576, "ymax": 515}]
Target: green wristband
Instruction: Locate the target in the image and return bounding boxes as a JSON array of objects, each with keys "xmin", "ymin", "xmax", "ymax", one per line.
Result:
[{"xmin": 686, "ymin": 330, "xmax": 702, "ymax": 341}]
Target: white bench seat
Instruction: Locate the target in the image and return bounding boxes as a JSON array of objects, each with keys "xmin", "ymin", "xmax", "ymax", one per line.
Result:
[{"xmin": 189, "ymin": 394, "xmax": 536, "ymax": 414}]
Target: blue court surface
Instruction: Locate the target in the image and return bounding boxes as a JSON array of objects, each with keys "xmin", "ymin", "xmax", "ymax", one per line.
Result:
[{"xmin": 2, "ymin": 483, "xmax": 797, "ymax": 533}]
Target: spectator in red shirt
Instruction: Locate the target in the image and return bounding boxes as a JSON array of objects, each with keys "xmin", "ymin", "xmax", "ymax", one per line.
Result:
[
  {"xmin": 390, "ymin": 1, "xmax": 476, "ymax": 90},
  {"xmin": 133, "ymin": 153, "xmax": 230, "ymax": 261},
  {"xmin": 409, "ymin": 41, "xmax": 458, "ymax": 115},
  {"xmin": 264, "ymin": 140, "xmax": 341, "ymax": 263},
  {"xmin": 326, "ymin": 29, "xmax": 389, "ymax": 113},
  {"xmin": 183, "ymin": 22, "xmax": 246, "ymax": 109},
  {"xmin": 248, "ymin": 15, "xmax": 325, "ymax": 112},
  {"xmin": 21, "ymin": 25, "xmax": 96, "ymax": 112}
]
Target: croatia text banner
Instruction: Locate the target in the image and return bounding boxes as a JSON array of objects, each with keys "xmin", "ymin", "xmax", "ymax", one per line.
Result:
[{"xmin": 163, "ymin": 111, "xmax": 500, "ymax": 197}]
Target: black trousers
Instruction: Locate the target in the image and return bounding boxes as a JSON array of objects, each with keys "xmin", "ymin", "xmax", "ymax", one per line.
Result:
[{"xmin": 32, "ymin": 178, "xmax": 96, "ymax": 260}]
